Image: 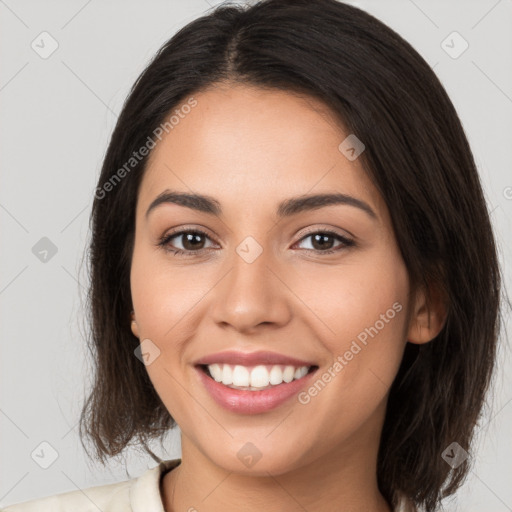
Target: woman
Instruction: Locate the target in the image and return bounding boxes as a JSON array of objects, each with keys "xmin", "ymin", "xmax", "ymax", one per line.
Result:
[{"xmin": 3, "ymin": 0, "xmax": 503, "ymax": 510}]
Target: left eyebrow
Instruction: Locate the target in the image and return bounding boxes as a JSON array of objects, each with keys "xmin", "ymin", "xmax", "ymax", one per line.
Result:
[{"xmin": 145, "ymin": 190, "xmax": 378, "ymax": 221}]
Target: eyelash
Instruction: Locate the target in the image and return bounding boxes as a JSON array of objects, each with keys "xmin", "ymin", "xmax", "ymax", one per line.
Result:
[{"xmin": 157, "ymin": 228, "xmax": 355, "ymax": 257}]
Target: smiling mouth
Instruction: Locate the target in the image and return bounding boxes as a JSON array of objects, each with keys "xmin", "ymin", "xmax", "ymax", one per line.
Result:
[{"xmin": 198, "ymin": 363, "xmax": 319, "ymax": 391}]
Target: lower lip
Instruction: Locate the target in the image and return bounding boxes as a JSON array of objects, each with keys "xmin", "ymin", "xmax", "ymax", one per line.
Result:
[{"xmin": 195, "ymin": 366, "xmax": 318, "ymax": 414}]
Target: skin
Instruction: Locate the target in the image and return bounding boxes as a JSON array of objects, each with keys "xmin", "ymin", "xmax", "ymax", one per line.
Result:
[{"xmin": 129, "ymin": 83, "xmax": 446, "ymax": 512}]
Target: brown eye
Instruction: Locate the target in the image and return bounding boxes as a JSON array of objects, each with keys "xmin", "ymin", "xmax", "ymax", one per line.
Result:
[
  {"xmin": 158, "ymin": 229, "xmax": 215, "ymax": 256},
  {"xmin": 177, "ymin": 232, "xmax": 207, "ymax": 250},
  {"xmin": 295, "ymin": 230, "xmax": 355, "ymax": 254},
  {"xmin": 157, "ymin": 228, "xmax": 355, "ymax": 258}
]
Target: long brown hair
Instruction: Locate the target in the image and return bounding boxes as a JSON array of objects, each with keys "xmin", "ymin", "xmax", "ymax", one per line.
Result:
[{"xmin": 78, "ymin": 1, "xmax": 505, "ymax": 510}]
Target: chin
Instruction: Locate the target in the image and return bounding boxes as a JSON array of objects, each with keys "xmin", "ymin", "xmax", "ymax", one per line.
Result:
[{"xmin": 202, "ymin": 438, "xmax": 309, "ymax": 477}]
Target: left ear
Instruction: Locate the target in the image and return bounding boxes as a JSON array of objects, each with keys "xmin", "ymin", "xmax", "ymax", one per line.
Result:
[
  {"xmin": 130, "ymin": 310, "xmax": 140, "ymax": 338},
  {"xmin": 407, "ymin": 281, "xmax": 448, "ymax": 345}
]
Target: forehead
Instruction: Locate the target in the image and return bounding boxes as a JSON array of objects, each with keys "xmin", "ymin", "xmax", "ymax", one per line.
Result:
[{"xmin": 138, "ymin": 84, "xmax": 384, "ymax": 219}]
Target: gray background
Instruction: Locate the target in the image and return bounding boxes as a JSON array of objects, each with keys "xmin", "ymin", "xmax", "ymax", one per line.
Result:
[{"xmin": 1, "ymin": 0, "xmax": 511, "ymax": 510}]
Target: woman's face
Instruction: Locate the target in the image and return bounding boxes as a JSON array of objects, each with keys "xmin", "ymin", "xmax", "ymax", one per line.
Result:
[{"xmin": 130, "ymin": 83, "xmax": 421, "ymax": 475}]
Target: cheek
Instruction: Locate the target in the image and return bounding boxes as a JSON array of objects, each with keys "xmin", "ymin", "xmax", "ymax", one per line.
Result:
[
  {"xmin": 130, "ymin": 248, "xmax": 199, "ymax": 422},
  {"xmin": 129, "ymin": 247, "xmax": 215, "ymax": 401},
  {"xmin": 294, "ymin": 249, "xmax": 409, "ymax": 393},
  {"xmin": 130, "ymin": 244, "xmax": 200, "ymax": 339},
  {"xmin": 294, "ymin": 247, "xmax": 407, "ymax": 335}
]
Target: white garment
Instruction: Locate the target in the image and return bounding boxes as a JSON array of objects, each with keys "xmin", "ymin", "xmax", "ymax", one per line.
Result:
[{"xmin": 1, "ymin": 458, "xmax": 180, "ymax": 511}]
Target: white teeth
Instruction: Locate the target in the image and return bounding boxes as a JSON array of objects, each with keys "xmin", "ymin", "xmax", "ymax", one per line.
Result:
[
  {"xmin": 250, "ymin": 365, "xmax": 270, "ymax": 388},
  {"xmin": 222, "ymin": 364, "xmax": 233, "ymax": 385},
  {"xmin": 205, "ymin": 363, "xmax": 312, "ymax": 389},
  {"xmin": 269, "ymin": 365, "xmax": 283, "ymax": 385},
  {"xmin": 283, "ymin": 365, "xmax": 295, "ymax": 383},
  {"xmin": 294, "ymin": 366, "xmax": 308, "ymax": 380},
  {"xmin": 209, "ymin": 363, "xmax": 222, "ymax": 382},
  {"xmin": 232, "ymin": 365, "xmax": 250, "ymax": 387}
]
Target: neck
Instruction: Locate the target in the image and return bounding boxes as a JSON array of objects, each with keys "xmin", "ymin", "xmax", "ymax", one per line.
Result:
[{"xmin": 161, "ymin": 419, "xmax": 393, "ymax": 512}]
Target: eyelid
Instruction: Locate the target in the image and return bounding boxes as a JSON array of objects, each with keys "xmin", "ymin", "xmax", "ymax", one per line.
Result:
[
  {"xmin": 159, "ymin": 226, "xmax": 219, "ymax": 247},
  {"xmin": 292, "ymin": 227, "xmax": 355, "ymax": 252},
  {"xmin": 162, "ymin": 224, "xmax": 218, "ymax": 240},
  {"xmin": 295, "ymin": 224, "xmax": 355, "ymax": 241}
]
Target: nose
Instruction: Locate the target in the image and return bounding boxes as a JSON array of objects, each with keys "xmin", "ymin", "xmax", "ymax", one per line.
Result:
[{"xmin": 209, "ymin": 241, "xmax": 292, "ymax": 334}]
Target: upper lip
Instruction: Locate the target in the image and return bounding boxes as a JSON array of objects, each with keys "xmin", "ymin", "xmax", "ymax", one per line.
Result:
[{"xmin": 194, "ymin": 350, "xmax": 316, "ymax": 367}]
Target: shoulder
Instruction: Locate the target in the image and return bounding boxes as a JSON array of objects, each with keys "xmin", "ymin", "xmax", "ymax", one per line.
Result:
[
  {"xmin": 1, "ymin": 459, "xmax": 181, "ymax": 512},
  {"xmin": 1, "ymin": 479, "xmax": 131, "ymax": 512}
]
